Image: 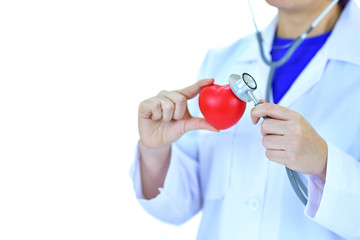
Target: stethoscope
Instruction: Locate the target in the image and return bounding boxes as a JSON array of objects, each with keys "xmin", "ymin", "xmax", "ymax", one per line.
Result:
[
  {"xmin": 229, "ymin": 0, "xmax": 340, "ymax": 205},
  {"xmin": 229, "ymin": 73, "xmax": 309, "ymax": 206}
]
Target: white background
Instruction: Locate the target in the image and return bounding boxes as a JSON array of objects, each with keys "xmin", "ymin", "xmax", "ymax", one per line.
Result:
[{"xmin": 0, "ymin": 1, "xmax": 278, "ymax": 239}]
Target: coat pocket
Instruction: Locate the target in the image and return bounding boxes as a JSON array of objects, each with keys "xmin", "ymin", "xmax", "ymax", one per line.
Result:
[{"xmin": 198, "ymin": 129, "xmax": 234, "ymax": 200}]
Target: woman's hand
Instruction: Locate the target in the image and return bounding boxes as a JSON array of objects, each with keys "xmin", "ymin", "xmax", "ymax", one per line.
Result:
[
  {"xmin": 138, "ymin": 78, "xmax": 218, "ymax": 199},
  {"xmin": 138, "ymin": 78, "xmax": 218, "ymax": 150},
  {"xmin": 251, "ymin": 102, "xmax": 328, "ymax": 182}
]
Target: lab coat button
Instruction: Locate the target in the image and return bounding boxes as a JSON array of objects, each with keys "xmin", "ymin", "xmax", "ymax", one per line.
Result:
[{"xmin": 248, "ymin": 198, "xmax": 260, "ymax": 211}]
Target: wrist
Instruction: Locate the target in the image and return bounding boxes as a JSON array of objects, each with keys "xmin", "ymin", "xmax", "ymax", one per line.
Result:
[
  {"xmin": 315, "ymin": 139, "xmax": 328, "ymax": 182},
  {"xmin": 316, "ymin": 162, "xmax": 327, "ymax": 182},
  {"xmin": 139, "ymin": 141, "xmax": 171, "ymax": 168}
]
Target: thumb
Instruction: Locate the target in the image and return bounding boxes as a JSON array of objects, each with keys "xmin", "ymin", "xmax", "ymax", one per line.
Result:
[
  {"xmin": 184, "ymin": 117, "xmax": 219, "ymax": 132},
  {"xmin": 177, "ymin": 78, "xmax": 214, "ymax": 99}
]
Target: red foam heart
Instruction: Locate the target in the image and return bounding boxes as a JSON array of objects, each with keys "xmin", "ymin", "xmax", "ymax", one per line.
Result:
[{"xmin": 199, "ymin": 84, "xmax": 246, "ymax": 130}]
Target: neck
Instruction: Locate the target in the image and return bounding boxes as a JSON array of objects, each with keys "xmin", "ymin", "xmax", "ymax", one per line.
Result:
[{"xmin": 276, "ymin": 2, "xmax": 342, "ymax": 38}]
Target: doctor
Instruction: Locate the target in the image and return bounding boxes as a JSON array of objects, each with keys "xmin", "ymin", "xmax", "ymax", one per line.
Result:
[{"xmin": 132, "ymin": 0, "xmax": 360, "ymax": 239}]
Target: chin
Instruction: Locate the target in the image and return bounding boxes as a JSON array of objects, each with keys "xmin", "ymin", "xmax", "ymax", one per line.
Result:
[{"xmin": 265, "ymin": 0, "xmax": 312, "ymax": 11}]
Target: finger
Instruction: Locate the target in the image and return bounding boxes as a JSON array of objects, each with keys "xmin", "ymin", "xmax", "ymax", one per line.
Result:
[
  {"xmin": 139, "ymin": 98, "xmax": 162, "ymax": 121},
  {"xmin": 158, "ymin": 96, "xmax": 175, "ymax": 121},
  {"xmin": 252, "ymin": 99, "xmax": 267, "ymax": 124},
  {"xmin": 184, "ymin": 117, "xmax": 219, "ymax": 132},
  {"xmin": 163, "ymin": 92, "xmax": 187, "ymax": 120},
  {"xmin": 261, "ymin": 118, "xmax": 287, "ymax": 136},
  {"xmin": 262, "ymin": 135, "xmax": 286, "ymax": 150},
  {"xmin": 251, "ymin": 103, "xmax": 294, "ymax": 124},
  {"xmin": 177, "ymin": 78, "xmax": 214, "ymax": 99},
  {"xmin": 265, "ymin": 149, "xmax": 288, "ymax": 166},
  {"xmin": 259, "ymin": 99, "xmax": 267, "ymax": 104}
]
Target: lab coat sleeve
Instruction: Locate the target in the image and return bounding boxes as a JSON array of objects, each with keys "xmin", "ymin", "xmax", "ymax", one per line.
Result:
[
  {"xmin": 130, "ymin": 137, "xmax": 202, "ymax": 225},
  {"xmin": 305, "ymin": 142, "xmax": 360, "ymax": 239}
]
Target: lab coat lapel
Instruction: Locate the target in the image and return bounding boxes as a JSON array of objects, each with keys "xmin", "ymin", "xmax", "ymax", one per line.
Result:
[
  {"xmin": 326, "ymin": 0, "xmax": 360, "ymax": 65},
  {"xmin": 277, "ymin": 50, "xmax": 328, "ymax": 108},
  {"xmin": 278, "ymin": 0, "xmax": 360, "ymax": 107}
]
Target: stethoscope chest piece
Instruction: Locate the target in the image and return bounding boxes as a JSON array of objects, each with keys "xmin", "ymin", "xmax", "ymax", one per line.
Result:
[{"xmin": 229, "ymin": 73, "xmax": 259, "ymax": 105}]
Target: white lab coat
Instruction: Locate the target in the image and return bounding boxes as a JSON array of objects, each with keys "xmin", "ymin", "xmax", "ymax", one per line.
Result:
[{"xmin": 131, "ymin": 1, "xmax": 360, "ymax": 239}]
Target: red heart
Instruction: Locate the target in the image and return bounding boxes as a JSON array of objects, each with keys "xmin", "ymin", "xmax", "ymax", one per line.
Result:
[{"xmin": 199, "ymin": 84, "xmax": 246, "ymax": 130}]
